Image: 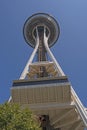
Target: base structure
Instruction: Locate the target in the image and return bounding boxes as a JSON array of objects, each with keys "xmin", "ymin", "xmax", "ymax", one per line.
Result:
[
  {"xmin": 10, "ymin": 13, "xmax": 87, "ymax": 130},
  {"xmin": 11, "ymin": 75, "xmax": 87, "ymax": 130}
]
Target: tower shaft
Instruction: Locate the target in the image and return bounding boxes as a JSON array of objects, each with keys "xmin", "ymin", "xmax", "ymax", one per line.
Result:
[
  {"xmin": 38, "ymin": 37, "xmax": 46, "ymax": 62},
  {"xmin": 37, "ymin": 26, "xmax": 48, "ymax": 77}
]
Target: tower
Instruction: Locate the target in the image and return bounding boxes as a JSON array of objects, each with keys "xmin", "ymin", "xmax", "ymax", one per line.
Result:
[{"xmin": 10, "ymin": 13, "xmax": 87, "ymax": 130}]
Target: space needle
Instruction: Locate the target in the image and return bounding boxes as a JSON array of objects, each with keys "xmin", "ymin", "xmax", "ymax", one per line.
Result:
[{"xmin": 10, "ymin": 13, "xmax": 87, "ymax": 130}]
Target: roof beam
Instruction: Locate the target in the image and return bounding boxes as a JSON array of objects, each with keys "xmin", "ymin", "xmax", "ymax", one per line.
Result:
[
  {"xmin": 51, "ymin": 108, "xmax": 74, "ymax": 125},
  {"xmin": 54, "ymin": 117, "xmax": 80, "ymax": 128},
  {"xmin": 69, "ymin": 121, "xmax": 83, "ymax": 130}
]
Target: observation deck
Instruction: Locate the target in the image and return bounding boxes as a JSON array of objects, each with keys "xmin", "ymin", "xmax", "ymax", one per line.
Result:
[{"xmin": 23, "ymin": 13, "xmax": 60, "ymax": 48}]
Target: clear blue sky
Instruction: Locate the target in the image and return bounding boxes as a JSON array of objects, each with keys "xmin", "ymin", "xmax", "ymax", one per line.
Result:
[{"xmin": 0, "ymin": 0, "xmax": 87, "ymax": 107}]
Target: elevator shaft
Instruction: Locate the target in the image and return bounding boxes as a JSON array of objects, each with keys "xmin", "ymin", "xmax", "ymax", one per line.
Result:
[{"xmin": 36, "ymin": 26, "xmax": 48, "ymax": 77}]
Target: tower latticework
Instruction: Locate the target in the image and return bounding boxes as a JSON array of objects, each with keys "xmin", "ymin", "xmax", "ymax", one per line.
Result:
[{"xmin": 10, "ymin": 13, "xmax": 87, "ymax": 130}]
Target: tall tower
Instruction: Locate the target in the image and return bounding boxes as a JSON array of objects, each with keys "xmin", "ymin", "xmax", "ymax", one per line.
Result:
[{"xmin": 10, "ymin": 13, "xmax": 87, "ymax": 130}]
